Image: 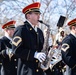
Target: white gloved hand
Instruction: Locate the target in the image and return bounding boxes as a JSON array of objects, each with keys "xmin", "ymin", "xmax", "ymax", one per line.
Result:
[
  {"xmin": 34, "ymin": 52, "xmax": 46, "ymax": 62},
  {"xmin": 6, "ymin": 48, "xmax": 13, "ymax": 55}
]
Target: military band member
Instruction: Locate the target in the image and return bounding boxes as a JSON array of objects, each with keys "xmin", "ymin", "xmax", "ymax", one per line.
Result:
[
  {"xmin": 0, "ymin": 20, "xmax": 17, "ymax": 75},
  {"xmin": 61, "ymin": 18, "xmax": 76, "ymax": 75},
  {"xmin": 53, "ymin": 27, "xmax": 66, "ymax": 47},
  {"xmin": 12, "ymin": 2, "xmax": 46, "ymax": 75},
  {"xmin": 46, "ymin": 27, "xmax": 65, "ymax": 75}
]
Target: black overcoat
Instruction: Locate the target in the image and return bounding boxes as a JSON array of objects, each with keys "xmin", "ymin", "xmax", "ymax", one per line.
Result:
[
  {"xmin": 61, "ymin": 34, "xmax": 76, "ymax": 75},
  {"xmin": 12, "ymin": 21, "xmax": 45, "ymax": 75},
  {"xmin": 0, "ymin": 36, "xmax": 17, "ymax": 75}
]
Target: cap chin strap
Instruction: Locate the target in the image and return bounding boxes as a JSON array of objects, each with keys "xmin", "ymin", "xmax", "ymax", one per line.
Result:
[{"xmin": 25, "ymin": 8, "xmax": 40, "ymax": 14}]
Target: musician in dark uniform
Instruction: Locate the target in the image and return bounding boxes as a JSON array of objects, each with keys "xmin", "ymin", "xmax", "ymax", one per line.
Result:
[
  {"xmin": 45, "ymin": 53, "xmax": 65, "ymax": 75},
  {"xmin": 12, "ymin": 2, "xmax": 46, "ymax": 75},
  {"xmin": 0, "ymin": 20, "xmax": 17, "ymax": 75},
  {"xmin": 61, "ymin": 18, "xmax": 76, "ymax": 75},
  {"xmin": 45, "ymin": 30, "xmax": 66, "ymax": 75}
]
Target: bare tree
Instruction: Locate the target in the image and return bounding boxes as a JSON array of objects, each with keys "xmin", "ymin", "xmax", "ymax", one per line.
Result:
[{"xmin": 0, "ymin": 0, "xmax": 76, "ymax": 37}]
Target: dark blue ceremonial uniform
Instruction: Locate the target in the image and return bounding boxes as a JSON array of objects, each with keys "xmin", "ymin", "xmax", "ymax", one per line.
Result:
[
  {"xmin": 12, "ymin": 21, "xmax": 45, "ymax": 75},
  {"xmin": 61, "ymin": 33, "xmax": 76, "ymax": 75},
  {"xmin": 0, "ymin": 36, "xmax": 17, "ymax": 75},
  {"xmin": 45, "ymin": 60, "xmax": 65, "ymax": 75}
]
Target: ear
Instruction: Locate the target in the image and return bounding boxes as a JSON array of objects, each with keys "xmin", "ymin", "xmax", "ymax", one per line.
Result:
[
  {"xmin": 27, "ymin": 14, "xmax": 31, "ymax": 19},
  {"xmin": 5, "ymin": 29, "xmax": 8, "ymax": 32},
  {"xmin": 72, "ymin": 26, "xmax": 76, "ymax": 30}
]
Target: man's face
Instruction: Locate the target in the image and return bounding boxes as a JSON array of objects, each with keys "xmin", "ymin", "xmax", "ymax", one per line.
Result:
[
  {"xmin": 74, "ymin": 26, "xmax": 76, "ymax": 34},
  {"xmin": 28, "ymin": 12, "xmax": 40, "ymax": 26},
  {"xmin": 60, "ymin": 31, "xmax": 64, "ymax": 36},
  {"xmin": 6, "ymin": 28, "xmax": 15, "ymax": 38}
]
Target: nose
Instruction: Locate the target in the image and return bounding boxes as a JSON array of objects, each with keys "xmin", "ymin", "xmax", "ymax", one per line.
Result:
[{"xmin": 38, "ymin": 14, "xmax": 40, "ymax": 19}]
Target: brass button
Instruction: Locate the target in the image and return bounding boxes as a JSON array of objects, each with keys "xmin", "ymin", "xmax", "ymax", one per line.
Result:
[
  {"xmin": 30, "ymin": 28, "xmax": 32, "ymax": 30},
  {"xmin": 36, "ymin": 69, "xmax": 39, "ymax": 72},
  {"xmin": 52, "ymin": 69, "xmax": 54, "ymax": 71},
  {"xmin": 15, "ymin": 66, "xmax": 17, "ymax": 69},
  {"xmin": 0, "ymin": 63, "xmax": 2, "ymax": 65},
  {"xmin": 14, "ymin": 59, "xmax": 17, "ymax": 61},
  {"xmin": 59, "ymin": 66, "xmax": 61, "ymax": 68},
  {"xmin": 36, "ymin": 33, "xmax": 38, "ymax": 34},
  {"xmin": 60, "ymin": 70, "xmax": 61, "ymax": 72},
  {"xmin": 36, "ymin": 60, "xmax": 38, "ymax": 62}
]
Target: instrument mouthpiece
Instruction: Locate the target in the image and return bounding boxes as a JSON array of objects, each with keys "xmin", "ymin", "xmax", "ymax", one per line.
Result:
[{"xmin": 38, "ymin": 20, "xmax": 43, "ymax": 23}]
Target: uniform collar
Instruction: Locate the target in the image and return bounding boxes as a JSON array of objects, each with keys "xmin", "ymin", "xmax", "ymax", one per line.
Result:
[
  {"xmin": 5, "ymin": 32, "xmax": 12, "ymax": 41},
  {"xmin": 70, "ymin": 31, "xmax": 76, "ymax": 38},
  {"xmin": 26, "ymin": 20, "xmax": 37, "ymax": 32}
]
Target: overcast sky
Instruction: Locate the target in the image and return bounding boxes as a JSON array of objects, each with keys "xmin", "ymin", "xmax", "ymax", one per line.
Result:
[{"xmin": 0, "ymin": 0, "xmax": 76, "ymax": 34}]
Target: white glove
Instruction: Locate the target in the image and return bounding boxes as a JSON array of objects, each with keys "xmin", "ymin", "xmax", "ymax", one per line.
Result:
[
  {"xmin": 34, "ymin": 52, "xmax": 46, "ymax": 62},
  {"xmin": 6, "ymin": 48, "xmax": 13, "ymax": 55}
]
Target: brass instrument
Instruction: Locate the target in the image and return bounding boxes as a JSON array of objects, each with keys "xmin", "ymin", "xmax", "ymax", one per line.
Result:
[
  {"xmin": 38, "ymin": 20, "xmax": 63, "ymax": 71},
  {"xmin": 38, "ymin": 20, "xmax": 54, "ymax": 71},
  {"xmin": 49, "ymin": 46, "xmax": 62, "ymax": 70}
]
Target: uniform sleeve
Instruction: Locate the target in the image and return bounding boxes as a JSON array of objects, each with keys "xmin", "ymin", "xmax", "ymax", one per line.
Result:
[
  {"xmin": 61, "ymin": 38, "xmax": 76, "ymax": 69},
  {"xmin": 12, "ymin": 27, "xmax": 35, "ymax": 61},
  {"xmin": 0, "ymin": 39, "xmax": 8, "ymax": 59}
]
